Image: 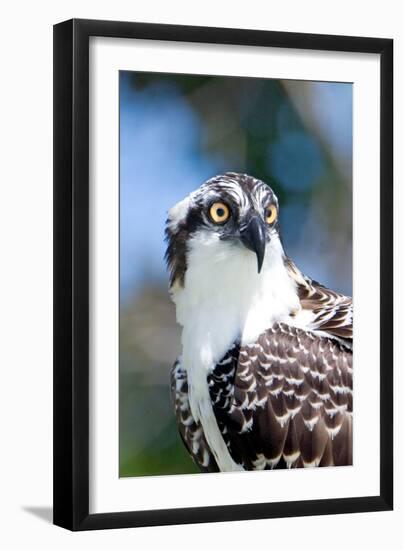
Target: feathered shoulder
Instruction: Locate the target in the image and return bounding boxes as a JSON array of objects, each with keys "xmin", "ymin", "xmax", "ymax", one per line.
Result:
[{"xmin": 285, "ymin": 257, "xmax": 353, "ymax": 342}]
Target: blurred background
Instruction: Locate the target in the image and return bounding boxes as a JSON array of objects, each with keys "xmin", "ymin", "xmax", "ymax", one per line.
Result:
[{"xmin": 119, "ymin": 71, "xmax": 352, "ymax": 477}]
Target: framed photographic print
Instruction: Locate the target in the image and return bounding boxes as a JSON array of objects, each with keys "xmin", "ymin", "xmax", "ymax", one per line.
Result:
[{"xmin": 53, "ymin": 19, "xmax": 393, "ymax": 530}]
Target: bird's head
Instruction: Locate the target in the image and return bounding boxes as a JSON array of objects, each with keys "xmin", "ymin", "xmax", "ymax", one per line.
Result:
[{"xmin": 165, "ymin": 172, "xmax": 283, "ymax": 289}]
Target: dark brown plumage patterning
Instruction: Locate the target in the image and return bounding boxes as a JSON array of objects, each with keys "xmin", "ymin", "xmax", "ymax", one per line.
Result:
[
  {"xmin": 171, "ymin": 362, "xmax": 219, "ymax": 472},
  {"xmin": 286, "ymin": 258, "xmax": 353, "ymax": 341},
  {"xmin": 171, "ymin": 269, "xmax": 353, "ymax": 472}
]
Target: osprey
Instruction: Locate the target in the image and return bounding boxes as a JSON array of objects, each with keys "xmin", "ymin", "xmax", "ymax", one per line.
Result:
[{"xmin": 166, "ymin": 172, "xmax": 352, "ymax": 472}]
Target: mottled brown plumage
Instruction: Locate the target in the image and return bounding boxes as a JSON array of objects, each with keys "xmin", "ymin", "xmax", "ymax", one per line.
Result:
[
  {"xmin": 286, "ymin": 258, "xmax": 353, "ymax": 342},
  {"xmin": 171, "ymin": 361, "xmax": 219, "ymax": 472},
  {"xmin": 171, "ymin": 277, "xmax": 353, "ymax": 472}
]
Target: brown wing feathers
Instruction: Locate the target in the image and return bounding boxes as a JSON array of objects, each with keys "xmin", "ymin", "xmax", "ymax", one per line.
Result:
[
  {"xmin": 172, "ymin": 321, "xmax": 353, "ymax": 472},
  {"xmin": 216, "ymin": 324, "xmax": 352, "ymax": 469},
  {"xmin": 286, "ymin": 258, "xmax": 353, "ymax": 342},
  {"xmin": 210, "ymin": 324, "xmax": 353, "ymax": 469},
  {"xmin": 170, "ymin": 361, "xmax": 219, "ymax": 472}
]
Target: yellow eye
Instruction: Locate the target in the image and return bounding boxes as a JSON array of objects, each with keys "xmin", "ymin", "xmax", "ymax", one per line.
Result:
[
  {"xmin": 266, "ymin": 205, "xmax": 278, "ymax": 224},
  {"xmin": 209, "ymin": 202, "xmax": 230, "ymax": 224}
]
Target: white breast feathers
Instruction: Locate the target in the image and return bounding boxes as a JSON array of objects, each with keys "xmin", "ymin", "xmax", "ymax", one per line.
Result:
[{"xmin": 170, "ymin": 230, "xmax": 300, "ymax": 471}]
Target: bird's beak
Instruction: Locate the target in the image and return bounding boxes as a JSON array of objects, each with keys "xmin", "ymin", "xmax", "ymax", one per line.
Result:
[{"xmin": 240, "ymin": 216, "xmax": 266, "ymax": 273}]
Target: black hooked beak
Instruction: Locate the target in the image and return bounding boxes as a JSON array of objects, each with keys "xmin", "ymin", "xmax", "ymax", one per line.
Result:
[{"xmin": 240, "ymin": 215, "xmax": 266, "ymax": 273}]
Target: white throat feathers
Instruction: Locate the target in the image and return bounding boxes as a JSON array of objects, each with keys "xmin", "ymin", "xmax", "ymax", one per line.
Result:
[{"xmin": 170, "ymin": 229, "xmax": 300, "ymax": 470}]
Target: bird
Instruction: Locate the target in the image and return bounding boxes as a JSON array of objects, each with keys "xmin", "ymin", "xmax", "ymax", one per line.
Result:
[{"xmin": 165, "ymin": 172, "xmax": 352, "ymax": 472}]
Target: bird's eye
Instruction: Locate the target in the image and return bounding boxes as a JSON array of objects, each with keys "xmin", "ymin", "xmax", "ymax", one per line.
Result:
[
  {"xmin": 265, "ymin": 205, "xmax": 278, "ymax": 224},
  {"xmin": 209, "ymin": 202, "xmax": 230, "ymax": 224}
]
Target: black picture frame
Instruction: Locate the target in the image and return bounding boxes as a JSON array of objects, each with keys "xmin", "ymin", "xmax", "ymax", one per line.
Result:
[{"xmin": 53, "ymin": 18, "xmax": 393, "ymax": 531}]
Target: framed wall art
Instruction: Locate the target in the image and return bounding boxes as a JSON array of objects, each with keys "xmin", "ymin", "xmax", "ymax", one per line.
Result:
[{"xmin": 53, "ymin": 18, "xmax": 393, "ymax": 530}]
